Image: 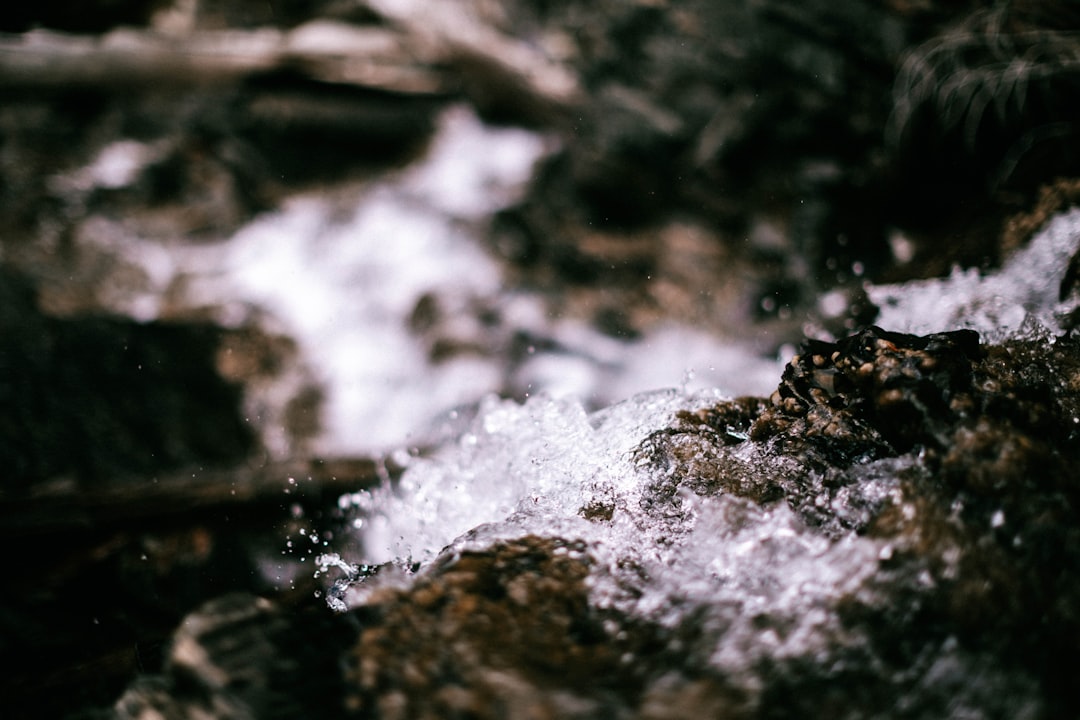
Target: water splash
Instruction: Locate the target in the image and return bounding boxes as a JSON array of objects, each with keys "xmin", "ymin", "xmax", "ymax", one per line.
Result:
[
  {"xmin": 333, "ymin": 388, "xmax": 891, "ymax": 676},
  {"xmin": 328, "ymin": 207, "xmax": 1080, "ymax": 683},
  {"xmin": 867, "ymin": 207, "xmax": 1080, "ymax": 341}
]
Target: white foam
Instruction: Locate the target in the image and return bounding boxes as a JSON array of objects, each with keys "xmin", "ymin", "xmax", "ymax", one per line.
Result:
[
  {"xmin": 57, "ymin": 102, "xmax": 787, "ymax": 457},
  {"xmin": 178, "ymin": 105, "xmax": 549, "ymax": 454},
  {"xmin": 868, "ymin": 208, "xmax": 1080, "ymax": 341},
  {"xmin": 339, "ymin": 389, "xmax": 889, "ymax": 677}
]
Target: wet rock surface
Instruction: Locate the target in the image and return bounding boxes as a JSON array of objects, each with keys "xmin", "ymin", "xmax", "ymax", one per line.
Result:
[
  {"xmin": 341, "ymin": 536, "xmax": 673, "ymax": 719},
  {"xmin": 635, "ymin": 327, "xmax": 1080, "ymax": 717},
  {"xmin": 659, "ymin": 325, "xmax": 986, "ymax": 468},
  {"xmin": 110, "ymin": 324, "xmax": 1080, "ymax": 719},
  {"xmin": 113, "ymin": 593, "xmax": 354, "ymax": 720}
]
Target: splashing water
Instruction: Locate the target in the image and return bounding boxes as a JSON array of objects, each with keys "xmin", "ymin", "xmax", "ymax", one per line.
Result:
[
  {"xmin": 333, "ymin": 387, "xmax": 894, "ymax": 676},
  {"xmin": 326, "ymin": 207, "xmax": 1080, "ymax": 685},
  {"xmin": 867, "ymin": 207, "xmax": 1080, "ymax": 341}
]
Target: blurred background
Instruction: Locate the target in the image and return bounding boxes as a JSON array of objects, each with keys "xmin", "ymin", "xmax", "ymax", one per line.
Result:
[{"xmin": 3, "ymin": 0, "xmax": 1078, "ymax": 716}]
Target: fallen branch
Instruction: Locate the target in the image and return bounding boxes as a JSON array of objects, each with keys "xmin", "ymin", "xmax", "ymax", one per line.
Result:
[
  {"xmin": 0, "ymin": 454, "xmax": 409, "ymax": 537},
  {"xmin": 0, "ymin": 22, "xmax": 447, "ymax": 93},
  {"xmin": 0, "ymin": 13, "xmax": 581, "ymax": 119}
]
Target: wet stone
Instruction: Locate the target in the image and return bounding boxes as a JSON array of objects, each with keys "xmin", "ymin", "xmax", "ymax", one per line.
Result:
[
  {"xmin": 0, "ymin": 267, "xmax": 254, "ymax": 492},
  {"xmin": 340, "ymin": 535, "xmax": 725, "ymax": 719},
  {"xmin": 642, "ymin": 325, "xmax": 986, "ymax": 477},
  {"xmin": 635, "ymin": 325, "xmax": 987, "ymax": 525},
  {"xmin": 634, "ymin": 327, "xmax": 1080, "ymax": 717},
  {"xmin": 107, "ymin": 324, "xmax": 1080, "ymax": 719},
  {"xmin": 751, "ymin": 325, "xmax": 984, "ymax": 463},
  {"xmin": 114, "ymin": 593, "xmax": 355, "ymax": 720}
]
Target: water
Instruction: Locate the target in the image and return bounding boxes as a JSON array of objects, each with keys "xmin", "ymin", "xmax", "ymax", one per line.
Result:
[
  {"xmin": 67, "ymin": 103, "xmax": 783, "ymax": 457},
  {"xmin": 867, "ymin": 207, "xmax": 1080, "ymax": 341},
  {"xmin": 50, "ymin": 84, "xmax": 1080, "ymax": 699},
  {"xmin": 337, "ymin": 198, "xmax": 1079, "ymax": 570},
  {"xmin": 325, "ymin": 206, "xmax": 1078, "ymax": 699},
  {"xmin": 331, "ymin": 387, "xmax": 891, "ymax": 678}
]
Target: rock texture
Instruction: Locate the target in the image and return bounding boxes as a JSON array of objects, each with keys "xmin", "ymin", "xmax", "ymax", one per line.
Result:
[
  {"xmin": 637, "ymin": 327, "xmax": 1080, "ymax": 717},
  {"xmin": 114, "ymin": 593, "xmax": 354, "ymax": 720}
]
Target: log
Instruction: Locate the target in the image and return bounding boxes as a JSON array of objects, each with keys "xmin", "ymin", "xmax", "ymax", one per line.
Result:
[
  {"xmin": 0, "ymin": 11, "xmax": 579, "ymax": 117},
  {"xmin": 0, "ymin": 23, "xmax": 447, "ymax": 93},
  {"xmin": 0, "ymin": 454, "xmax": 409, "ymax": 537}
]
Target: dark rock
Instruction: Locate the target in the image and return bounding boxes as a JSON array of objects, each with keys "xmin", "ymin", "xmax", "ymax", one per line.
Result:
[
  {"xmin": 237, "ymin": 73, "xmax": 440, "ymax": 184},
  {"xmin": 635, "ymin": 327, "xmax": 1080, "ymax": 717},
  {"xmin": 0, "ymin": 0, "xmax": 167, "ymax": 34},
  {"xmin": 342, "ymin": 536, "xmax": 672, "ymax": 718},
  {"xmin": 0, "ymin": 268, "xmax": 254, "ymax": 492},
  {"xmin": 751, "ymin": 325, "xmax": 983, "ymax": 461},
  {"xmin": 114, "ymin": 593, "xmax": 354, "ymax": 720},
  {"xmin": 635, "ymin": 326, "xmax": 987, "ymax": 517}
]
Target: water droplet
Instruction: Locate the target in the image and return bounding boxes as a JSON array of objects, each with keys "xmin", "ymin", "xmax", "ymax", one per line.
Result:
[{"xmin": 991, "ymin": 509, "xmax": 1005, "ymax": 528}]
